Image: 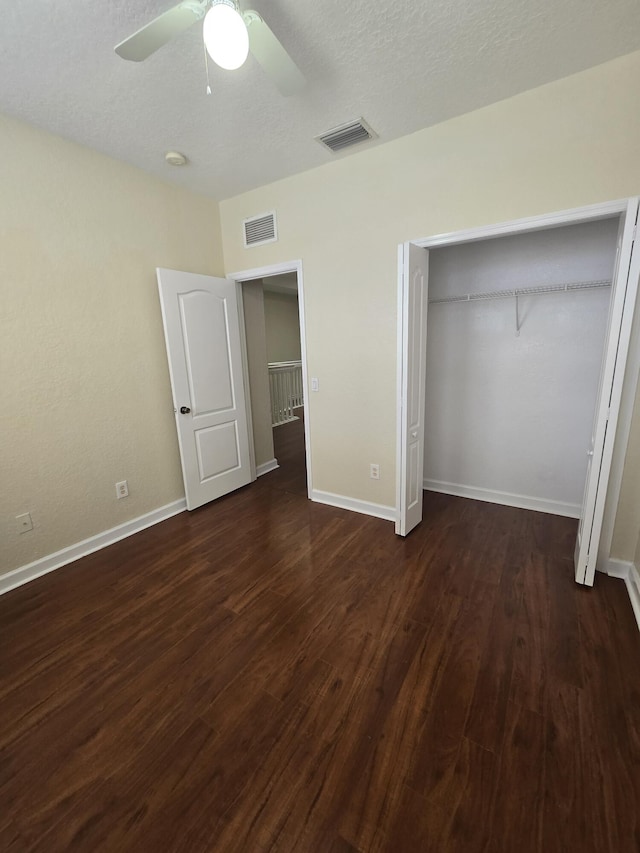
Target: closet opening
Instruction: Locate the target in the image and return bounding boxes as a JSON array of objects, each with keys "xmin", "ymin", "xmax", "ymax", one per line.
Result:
[
  {"xmin": 396, "ymin": 199, "xmax": 640, "ymax": 586},
  {"xmin": 425, "ymin": 218, "xmax": 618, "ymax": 520}
]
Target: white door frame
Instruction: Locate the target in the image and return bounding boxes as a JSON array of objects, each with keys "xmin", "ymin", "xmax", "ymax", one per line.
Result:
[
  {"xmin": 227, "ymin": 259, "xmax": 313, "ymax": 499},
  {"xmin": 396, "ymin": 198, "xmax": 640, "ymax": 572}
]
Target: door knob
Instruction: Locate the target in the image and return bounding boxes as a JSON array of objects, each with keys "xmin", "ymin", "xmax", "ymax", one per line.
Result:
[{"xmin": 180, "ymin": 406, "xmax": 191, "ymax": 414}]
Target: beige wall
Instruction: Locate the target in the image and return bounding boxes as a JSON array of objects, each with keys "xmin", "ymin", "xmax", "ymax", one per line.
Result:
[
  {"xmin": 264, "ymin": 291, "xmax": 301, "ymax": 363},
  {"xmin": 612, "ymin": 375, "xmax": 640, "ymax": 562},
  {"xmin": 0, "ymin": 114, "xmax": 222, "ymax": 576},
  {"xmin": 219, "ymin": 51, "xmax": 640, "ymax": 550},
  {"xmin": 242, "ymin": 281, "xmax": 275, "ymax": 468}
]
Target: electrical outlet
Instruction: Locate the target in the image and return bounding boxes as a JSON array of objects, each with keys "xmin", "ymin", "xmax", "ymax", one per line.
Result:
[
  {"xmin": 16, "ymin": 512, "xmax": 33, "ymax": 534},
  {"xmin": 370, "ymin": 463, "xmax": 380, "ymax": 480},
  {"xmin": 115, "ymin": 480, "xmax": 129, "ymax": 499}
]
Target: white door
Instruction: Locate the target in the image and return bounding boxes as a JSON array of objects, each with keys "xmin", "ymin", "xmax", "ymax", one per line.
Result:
[
  {"xmin": 396, "ymin": 242, "xmax": 429, "ymax": 536},
  {"xmin": 157, "ymin": 268, "xmax": 253, "ymax": 511},
  {"xmin": 574, "ymin": 199, "xmax": 640, "ymax": 585}
]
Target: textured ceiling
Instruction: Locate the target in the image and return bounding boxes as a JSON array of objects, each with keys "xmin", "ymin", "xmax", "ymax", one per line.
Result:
[{"xmin": 2, "ymin": 1, "xmax": 639, "ymax": 200}]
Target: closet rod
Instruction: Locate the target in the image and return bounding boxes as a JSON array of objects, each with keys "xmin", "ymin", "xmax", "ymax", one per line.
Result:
[{"xmin": 429, "ymin": 278, "xmax": 611, "ymax": 305}]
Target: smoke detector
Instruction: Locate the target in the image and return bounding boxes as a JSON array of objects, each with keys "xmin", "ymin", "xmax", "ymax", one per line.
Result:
[{"xmin": 165, "ymin": 151, "xmax": 188, "ymax": 166}]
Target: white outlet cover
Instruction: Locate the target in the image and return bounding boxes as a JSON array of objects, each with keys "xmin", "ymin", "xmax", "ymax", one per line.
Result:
[{"xmin": 116, "ymin": 480, "xmax": 129, "ymax": 499}]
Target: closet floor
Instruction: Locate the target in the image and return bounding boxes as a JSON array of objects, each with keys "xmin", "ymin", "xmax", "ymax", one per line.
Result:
[{"xmin": 1, "ymin": 489, "xmax": 639, "ymax": 852}]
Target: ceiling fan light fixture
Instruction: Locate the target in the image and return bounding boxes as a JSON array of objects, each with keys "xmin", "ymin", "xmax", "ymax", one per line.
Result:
[{"xmin": 203, "ymin": 1, "xmax": 249, "ymax": 71}]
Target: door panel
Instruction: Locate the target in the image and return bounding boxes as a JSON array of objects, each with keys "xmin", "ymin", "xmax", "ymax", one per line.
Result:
[
  {"xmin": 180, "ymin": 290, "xmax": 234, "ymax": 414},
  {"xmin": 157, "ymin": 268, "xmax": 253, "ymax": 510},
  {"xmin": 397, "ymin": 242, "xmax": 429, "ymax": 536},
  {"xmin": 408, "ymin": 441, "xmax": 420, "ymax": 507},
  {"xmin": 195, "ymin": 422, "xmax": 240, "ymax": 480},
  {"xmin": 574, "ymin": 199, "xmax": 640, "ymax": 585}
]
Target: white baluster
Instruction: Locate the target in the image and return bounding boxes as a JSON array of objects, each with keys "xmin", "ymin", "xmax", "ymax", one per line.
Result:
[{"xmin": 268, "ymin": 361, "xmax": 304, "ymax": 426}]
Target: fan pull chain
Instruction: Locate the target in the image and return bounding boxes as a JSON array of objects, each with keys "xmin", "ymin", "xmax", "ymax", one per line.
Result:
[{"xmin": 203, "ymin": 38, "xmax": 212, "ymax": 94}]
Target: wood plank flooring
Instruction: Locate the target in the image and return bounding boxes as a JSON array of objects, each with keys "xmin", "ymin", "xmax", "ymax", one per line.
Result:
[
  {"xmin": 269, "ymin": 407, "xmax": 308, "ymax": 498},
  {"xmin": 1, "ymin": 416, "xmax": 639, "ymax": 851}
]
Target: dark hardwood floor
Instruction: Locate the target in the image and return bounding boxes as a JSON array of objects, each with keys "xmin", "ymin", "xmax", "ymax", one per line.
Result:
[
  {"xmin": 1, "ymin": 417, "xmax": 640, "ymax": 851},
  {"xmin": 269, "ymin": 408, "xmax": 308, "ymax": 497}
]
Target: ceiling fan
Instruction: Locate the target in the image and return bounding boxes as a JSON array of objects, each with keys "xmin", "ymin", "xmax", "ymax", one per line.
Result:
[{"xmin": 114, "ymin": 0, "xmax": 305, "ymax": 96}]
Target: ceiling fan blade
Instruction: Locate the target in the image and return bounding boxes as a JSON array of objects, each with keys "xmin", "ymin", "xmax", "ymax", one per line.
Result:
[
  {"xmin": 115, "ymin": 1, "xmax": 207, "ymax": 62},
  {"xmin": 244, "ymin": 11, "xmax": 305, "ymax": 96}
]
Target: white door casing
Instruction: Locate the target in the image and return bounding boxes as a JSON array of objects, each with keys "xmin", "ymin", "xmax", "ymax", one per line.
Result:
[
  {"xmin": 396, "ymin": 242, "xmax": 429, "ymax": 536},
  {"xmin": 157, "ymin": 268, "xmax": 253, "ymax": 511},
  {"xmin": 227, "ymin": 259, "xmax": 313, "ymax": 499},
  {"xmin": 574, "ymin": 199, "xmax": 640, "ymax": 585}
]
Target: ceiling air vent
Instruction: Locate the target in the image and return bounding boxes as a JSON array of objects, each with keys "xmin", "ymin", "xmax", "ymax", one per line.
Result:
[
  {"xmin": 243, "ymin": 211, "xmax": 278, "ymax": 248},
  {"xmin": 315, "ymin": 118, "xmax": 377, "ymax": 153}
]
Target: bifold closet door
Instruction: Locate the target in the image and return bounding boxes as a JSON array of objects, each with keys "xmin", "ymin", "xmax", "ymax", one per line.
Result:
[
  {"xmin": 396, "ymin": 242, "xmax": 429, "ymax": 536},
  {"xmin": 574, "ymin": 198, "xmax": 640, "ymax": 586}
]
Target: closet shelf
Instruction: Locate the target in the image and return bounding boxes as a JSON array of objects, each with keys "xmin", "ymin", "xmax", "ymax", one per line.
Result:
[{"xmin": 428, "ymin": 278, "xmax": 611, "ymax": 305}]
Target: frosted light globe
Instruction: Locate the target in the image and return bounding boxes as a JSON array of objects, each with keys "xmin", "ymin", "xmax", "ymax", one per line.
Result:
[{"xmin": 203, "ymin": 3, "xmax": 249, "ymax": 71}]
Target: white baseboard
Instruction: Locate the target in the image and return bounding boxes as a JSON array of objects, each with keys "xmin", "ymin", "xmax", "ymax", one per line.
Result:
[
  {"xmin": 256, "ymin": 458, "xmax": 279, "ymax": 477},
  {"xmin": 311, "ymin": 489, "xmax": 395, "ymax": 522},
  {"xmin": 606, "ymin": 558, "xmax": 634, "ymax": 578},
  {"xmin": 423, "ymin": 479, "xmax": 580, "ymax": 518},
  {"xmin": 606, "ymin": 558, "xmax": 640, "ymax": 632},
  {"xmin": 0, "ymin": 498, "xmax": 187, "ymax": 597}
]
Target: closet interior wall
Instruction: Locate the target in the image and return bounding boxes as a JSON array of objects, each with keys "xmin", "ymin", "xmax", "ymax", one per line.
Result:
[{"xmin": 424, "ymin": 218, "xmax": 620, "ymax": 517}]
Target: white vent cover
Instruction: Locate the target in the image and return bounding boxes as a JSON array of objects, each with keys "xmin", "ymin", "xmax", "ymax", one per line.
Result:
[
  {"xmin": 243, "ymin": 211, "xmax": 278, "ymax": 248},
  {"xmin": 315, "ymin": 118, "xmax": 377, "ymax": 153}
]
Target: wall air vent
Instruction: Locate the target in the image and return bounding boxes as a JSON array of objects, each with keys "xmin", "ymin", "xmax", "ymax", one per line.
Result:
[
  {"xmin": 315, "ymin": 118, "xmax": 377, "ymax": 153},
  {"xmin": 243, "ymin": 211, "xmax": 278, "ymax": 248}
]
